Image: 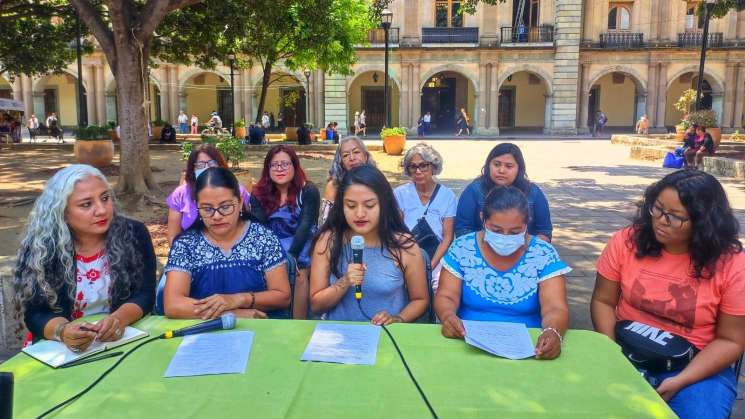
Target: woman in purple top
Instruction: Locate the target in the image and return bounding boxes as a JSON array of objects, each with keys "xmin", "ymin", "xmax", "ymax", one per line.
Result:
[{"xmin": 166, "ymin": 144, "xmax": 251, "ymax": 246}]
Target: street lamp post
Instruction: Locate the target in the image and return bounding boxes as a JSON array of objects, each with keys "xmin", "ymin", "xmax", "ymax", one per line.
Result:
[
  {"xmin": 381, "ymin": 9, "xmax": 393, "ymax": 129},
  {"xmin": 227, "ymin": 54, "xmax": 236, "ymax": 135},
  {"xmin": 695, "ymin": 0, "xmax": 716, "ymax": 111},
  {"xmin": 303, "ymin": 69, "xmax": 311, "ymax": 127}
]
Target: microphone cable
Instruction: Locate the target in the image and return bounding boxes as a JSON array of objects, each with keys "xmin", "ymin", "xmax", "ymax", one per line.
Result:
[
  {"xmin": 36, "ymin": 335, "xmax": 162, "ymax": 419},
  {"xmin": 357, "ymin": 300, "xmax": 439, "ymax": 419}
]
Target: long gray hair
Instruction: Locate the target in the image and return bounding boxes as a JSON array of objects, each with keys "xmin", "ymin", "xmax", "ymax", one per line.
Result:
[
  {"xmin": 328, "ymin": 136, "xmax": 376, "ymax": 184},
  {"xmin": 14, "ymin": 165, "xmax": 141, "ymax": 315}
]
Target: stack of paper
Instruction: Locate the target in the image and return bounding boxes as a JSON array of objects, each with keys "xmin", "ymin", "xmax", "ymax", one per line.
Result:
[
  {"xmin": 463, "ymin": 320, "xmax": 535, "ymax": 360},
  {"xmin": 301, "ymin": 323, "xmax": 381, "ymax": 365},
  {"xmin": 164, "ymin": 330, "xmax": 255, "ymax": 377}
]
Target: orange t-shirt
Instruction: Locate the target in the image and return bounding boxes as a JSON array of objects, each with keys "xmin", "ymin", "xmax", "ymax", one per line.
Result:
[{"xmin": 596, "ymin": 227, "xmax": 745, "ymax": 349}]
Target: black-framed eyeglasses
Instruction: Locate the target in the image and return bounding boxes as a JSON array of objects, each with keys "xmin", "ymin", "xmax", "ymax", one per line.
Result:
[
  {"xmin": 198, "ymin": 203, "xmax": 237, "ymax": 218},
  {"xmin": 407, "ymin": 162, "xmax": 431, "ymax": 173},
  {"xmin": 649, "ymin": 204, "xmax": 689, "ymax": 229},
  {"xmin": 194, "ymin": 159, "xmax": 218, "ymax": 169},
  {"xmin": 270, "ymin": 161, "xmax": 292, "ymax": 171}
]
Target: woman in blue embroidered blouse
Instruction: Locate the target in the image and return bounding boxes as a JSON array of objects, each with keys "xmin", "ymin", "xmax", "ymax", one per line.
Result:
[
  {"xmin": 454, "ymin": 143, "xmax": 553, "ymax": 241},
  {"xmin": 435, "ymin": 186, "xmax": 570, "ymax": 359},
  {"xmin": 164, "ymin": 167, "xmax": 291, "ymax": 320}
]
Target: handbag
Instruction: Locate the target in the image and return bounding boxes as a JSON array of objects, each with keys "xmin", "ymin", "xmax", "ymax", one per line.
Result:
[
  {"xmin": 410, "ymin": 184, "xmax": 442, "ymax": 259},
  {"xmin": 615, "ymin": 320, "xmax": 697, "ymax": 373}
]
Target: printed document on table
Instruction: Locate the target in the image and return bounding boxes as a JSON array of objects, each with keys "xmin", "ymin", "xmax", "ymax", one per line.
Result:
[
  {"xmin": 301, "ymin": 323, "xmax": 381, "ymax": 365},
  {"xmin": 164, "ymin": 330, "xmax": 254, "ymax": 377},
  {"xmin": 463, "ymin": 320, "xmax": 535, "ymax": 360}
]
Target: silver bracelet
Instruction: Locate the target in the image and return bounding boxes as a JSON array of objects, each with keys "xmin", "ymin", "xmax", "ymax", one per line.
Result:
[{"xmin": 541, "ymin": 327, "xmax": 563, "ymax": 344}]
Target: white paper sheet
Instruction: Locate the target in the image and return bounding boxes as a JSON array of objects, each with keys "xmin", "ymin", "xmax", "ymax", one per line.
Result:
[
  {"xmin": 300, "ymin": 323, "xmax": 381, "ymax": 366},
  {"xmin": 164, "ymin": 330, "xmax": 254, "ymax": 377},
  {"xmin": 463, "ymin": 320, "xmax": 535, "ymax": 360}
]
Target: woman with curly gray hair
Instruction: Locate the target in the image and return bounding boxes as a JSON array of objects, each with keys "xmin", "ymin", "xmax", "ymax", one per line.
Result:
[
  {"xmin": 393, "ymin": 143, "xmax": 457, "ymax": 291},
  {"xmin": 14, "ymin": 165, "xmax": 156, "ymax": 353},
  {"xmin": 320, "ymin": 136, "xmax": 376, "ymax": 223}
]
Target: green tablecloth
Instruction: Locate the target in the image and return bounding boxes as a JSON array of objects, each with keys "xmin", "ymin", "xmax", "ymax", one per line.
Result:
[{"xmin": 1, "ymin": 317, "xmax": 675, "ymax": 418}]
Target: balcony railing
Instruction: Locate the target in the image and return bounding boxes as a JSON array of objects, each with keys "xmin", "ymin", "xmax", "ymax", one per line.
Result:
[
  {"xmin": 500, "ymin": 25, "xmax": 554, "ymax": 44},
  {"xmin": 677, "ymin": 32, "xmax": 723, "ymax": 48},
  {"xmin": 422, "ymin": 27, "xmax": 479, "ymax": 44},
  {"xmin": 599, "ymin": 32, "xmax": 643, "ymax": 48},
  {"xmin": 367, "ymin": 27, "xmax": 399, "ymax": 45}
]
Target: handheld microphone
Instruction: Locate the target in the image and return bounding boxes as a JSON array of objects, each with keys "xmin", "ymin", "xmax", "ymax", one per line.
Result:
[
  {"xmin": 162, "ymin": 312, "xmax": 236, "ymax": 339},
  {"xmin": 0, "ymin": 372, "xmax": 12, "ymax": 419},
  {"xmin": 351, "ymin": 235, "xmax": 365, "ymax": 300}
]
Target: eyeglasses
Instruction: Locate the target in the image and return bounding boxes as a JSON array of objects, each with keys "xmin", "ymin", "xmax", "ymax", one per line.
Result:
[
  {"xmin": 649, "ymin": 204, "xmax": 689, "ymax": 229},
  {"xmin": 407, "ymin": 162, "xmax": 431, "ymax": 173},
  {"xmin": 270, "ymin": 161, "xmax": 292, "ymax": 171},
  {"xmin": 198, "ymin": 203, "xmax": 237, "ymax": 218},
  {"xmin": 194, "ymin": 159, "xmax": 218, "ymax": 169}
]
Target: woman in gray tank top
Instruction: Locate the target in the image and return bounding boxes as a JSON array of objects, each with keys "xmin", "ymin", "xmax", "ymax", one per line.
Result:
[{"xmin": 310, "ymin": 166, "xmax": 429, "ymax": 325}]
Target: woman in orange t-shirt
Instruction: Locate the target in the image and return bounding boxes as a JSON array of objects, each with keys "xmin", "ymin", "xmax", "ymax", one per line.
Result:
[{"xmin": 591, "ymin": 170, "xmax": 745, "ymax": 419}]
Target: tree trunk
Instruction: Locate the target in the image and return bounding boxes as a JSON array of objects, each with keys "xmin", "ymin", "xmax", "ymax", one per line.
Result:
[
  {"xmin": 114, "ymin": 42, "xmax": 157, "ymax": 199},
  {"xmin": 255, "ymin": 60, "xmax": 274, "ymax": 123}
]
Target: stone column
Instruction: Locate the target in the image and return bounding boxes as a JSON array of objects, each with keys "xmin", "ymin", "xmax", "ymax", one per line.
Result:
[
  {"xmin": 411, "ymin": 63, "xmax": 421, "ymax": 131},
  {"xmin": 22, "ymin": 75, "xmax": 34, "ymax": 118},
  {"xmin": 324, "ymin": 73, "xmax": 348, "ymax": 134},
  {"xmin": 402, "ymin": 0, "xmax": 421, "ymax": 47},
  {"xmin": 315, "ymin": 69, "xmax": 325, "ymax": 128},
  {"xmin": 550, "ymin": 0, "xmax": 583, "ymax": 135},
  {"xmin": 234, "ymin": 70, "xmax": 243, "ymax": 125},
  {"xmin": 95, "ymin": 65, "xmax": 106, "ymax": 124},
  {"xmin": 711, "ymin": 92, "xmax": 724, "ymax": 126},
  {"xmin": 722, "ymin": 63, "xmax": 738, "ymax": 128},
  {"xmin": 659, "ymin": 0, "xmax": 670, "ymax": 41},
  {"xmin": 543, "ymin": 94, "xmax": 553, "ymax": 134},
  {"xmin": 655, "ymin": 63, "xmax": 668, "ymax": 128},
  {"xmin": 582, "ymin": 0, "xmax": 595, "ymax": 43},
  {"xmin": 497, "ymin": 0, "xmax": 512, "ymax": 33},
  {"xmin": 489, "ymin": 63, "xmax": 499, "ymax": 131},
  {"xmin": 738, "ymin": 9, "xmax": 745, "ymax": 39},
  {"xmin": 647, "ymin": 0, "xmax": 658, "ymax": 41},
  {"xmin": 11, "ymin": 77, "xmax": 22, "ymax": 101},
  {"xmin": 243, "ymin": 68, "xmax": 253, "ymax": 123},
  {"xmin": 578, "ymin": 64, "xmax": 590, "ymax": 131},
  {"xmin": 478, "ymin": 63, "xmax": 488, "ymax": 130},
  {"xmin": 635, "ymin": 91, "xmax": 647, "ymax": 123},
  {"xmin": 631, "ymin": 1, "xmax": 641, "ymax": 32},
  {"xmin": 733, "ymin": 65, "xmax": 745, "ymax": 129},
  {"xmin": 597, "ymin": 1, "xmax": 609, "ymax": 41},
  {"xmin": 106, "ymin": 93, "xmax": 117, "ymax": 123},
  {"xmin": 480, "ymin": 3, "xmax": 499, "ymax": 46},
  {"xmin": 33, "ymin": 93, "xmax": 44, "ymax": 118},
  {"xmin": 401, "ymin": 63, "xmax": 410, "ymax": 129},
  {"xmin": 646, "ymin": 62, "xmax": 658, "ymax": 127},
  {"xmin": 170, "ymin": 66, "xmax": 180, "ymax": 123},
  {"xmin": 84, "ymin": 65, "xmax": 96, "ymax": 124}
]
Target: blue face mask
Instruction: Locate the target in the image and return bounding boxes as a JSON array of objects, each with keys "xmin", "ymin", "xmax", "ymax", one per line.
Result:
[
  {"xmin": 194, "ymin": 168, "xmax": 207, "ymax": 179},
  {"xmin": 483, "ymin": 227, "xmax": 526, "ymax": 256}
]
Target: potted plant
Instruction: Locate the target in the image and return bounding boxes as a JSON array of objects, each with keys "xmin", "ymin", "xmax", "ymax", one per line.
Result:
[
  {"xmin": 673, "ymin": 89, "xmax": 697, "ymax": 141},
  {"xmin": 686, "ymin": 109, "xmax": 721, "ymax": 146},
  {"xmin": 74, "ymin": 125, "xmax": 114, "ymax": 167},
  {"xmin": 152, "ymin": 119, "xmax": 166, "ymax": 140},
  {"xmin": 380, "ymin": 127, "xmax": 407, "ymax": 155},
  {"xmin": 107, "ymin": 120, "xmax": 119, "ymax": 142},
  {"xmin": 234, "ymin": 118, "xmax": 247, "ymax": 139}
]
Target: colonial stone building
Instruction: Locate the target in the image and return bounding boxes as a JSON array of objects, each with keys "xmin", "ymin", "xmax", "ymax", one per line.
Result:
[{"xmin": 2, "ymin": 0, "xmax": 745, "ymax": 135}]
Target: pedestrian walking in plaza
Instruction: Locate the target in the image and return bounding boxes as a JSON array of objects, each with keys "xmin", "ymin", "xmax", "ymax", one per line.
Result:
[
  {"xmin": 353, "ymin": 111, "xmax": 361, "ymax": 135},
  {"xmin": 190, "ymin": 114, "xmax": 199, "ymax": 134},
  {"xmin": 262, "ymin": 111, "xmax": 271, "ymax": 130},
  {"xmin": 455, "ymin": 108, "xmax": 470, "ymax": 136},
  {"xmin": 635, "ymin": 114, "xmax": 649, "ymax": 135},
  {"xmin": 359, "ymin": 110, "xmax": 367, "ymax": 137},
  {"xmin": 177, "ymin": 110, "xmax": 188, "ymax": 134},
  {"xmin": 27, "ymin": 114, "xmax": 39, "ymax": 142},
  {"xmin": 593, "ymin": 110, "xmax": 607, "ymax": 137},
  {"xmin": 423, "ymin": 111, "xmax": 432, "ymax": 135},
  {"xmin": 46, "ymin": 113, "xmax": 62, "ymax": 143}
]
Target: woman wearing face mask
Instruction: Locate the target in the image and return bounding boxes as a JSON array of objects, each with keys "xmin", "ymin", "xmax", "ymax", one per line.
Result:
[
  {"xmin": 320, "ymin": 136, "xmax": 376, "ymax": 224},
  {"xmin": 310, "ymin": 165, "xmax": 429, "ymax": 325},
  {"xmin": 435, "ymin": 186, "xmax": 570, "ymax": 360},
  {"xmin": 164, "ymin": 167, "xmax": 291, "ymax": 320},
  {"xmin": 455, "ymin": 143, "xmax": 552, "ymax": 242}
]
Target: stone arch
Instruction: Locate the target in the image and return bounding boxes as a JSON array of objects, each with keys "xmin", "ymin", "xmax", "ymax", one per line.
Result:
[
  {"xmin": 497, "ymin": 64, "xmax": 555, "ymax": 95},
  {"xmin": 32, "ymin": 69, "xmax": 87, "ymax": 92},
  {"xmin": 253, "ymin": 70, "xmax": 308, "ymax": 128},
  {"xmin": 345, "ymin": 65, "xmax": 402, "ymax": 92},
  {"xmin": 665, "ymin": 66, "xmax": 725, "ymax": 126},
  {"xmin": 419, "ymin": 64, "xmax": 479, "ymax": 92},
  {"xmin": 178, "ymin": 68, "xmax": 229, "ymax": 92},
  {"xmin": 586, "ymin": 65, "xmax": 646, "ymax": 93},
  {"xmin": 419, "ymin": 65, "xmax": 479, "ymax": 133},
  {"xmin": 665, "ymin": 66, "xmax": 723, "ymax": 93},
  {"xmin": 346, "ymin": 68, "xmax": 402, "ymax": 131},
  {"xmin": 586, "ymin": 66, "xmax": 647, "ymax": 129}
]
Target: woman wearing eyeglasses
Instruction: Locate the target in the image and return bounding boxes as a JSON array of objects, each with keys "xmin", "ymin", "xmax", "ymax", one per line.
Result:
[
  {"xmin": 166, "ymin": 144, "xmax": 251, "ymax": 246},
  {"xmin": 163, "ymin": 167, "xmax": 291, "ymax": 320},
  {"xmin": 393, "ymin": 143, "xmax": 457, "ymax": 292},
  {"xmin": 250, "ymin": 145, "xmax": 319, "ymax": 319},
  {"xmin": 592, "ymin": 170, "xmax": 745, "ymax": 419}
]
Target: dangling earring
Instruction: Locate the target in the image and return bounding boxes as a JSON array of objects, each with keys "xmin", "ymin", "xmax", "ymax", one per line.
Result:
[{"xmin": 239, "ymin": 210, "xmax": 243, "ymax": 217}]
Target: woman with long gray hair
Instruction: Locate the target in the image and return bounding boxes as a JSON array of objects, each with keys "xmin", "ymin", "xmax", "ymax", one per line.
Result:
[
  {"xmin": 321, "ymin": 136, "xmax": 376, "ymax": 224},
  {"xmin": 14, "ymin": 165, "xmax": 156, "ymax": 353}
]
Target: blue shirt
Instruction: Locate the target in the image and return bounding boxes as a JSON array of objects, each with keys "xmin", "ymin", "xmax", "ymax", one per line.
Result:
[
  {"xmin": 442, "ymin": 233, "xmax": 570, "ymax": 327},
  {"xmin": 165, "ymin": 221, "xmax": 287, "ymax": 315},
  {"xmin": 454, "ymin": 180, "xmax": 553, "ymax": 239}
]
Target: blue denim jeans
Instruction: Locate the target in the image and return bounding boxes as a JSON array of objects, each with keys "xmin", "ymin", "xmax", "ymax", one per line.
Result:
[{"xmin": 648, "ymin": 367, "xmax": 737, "ymax": 419}]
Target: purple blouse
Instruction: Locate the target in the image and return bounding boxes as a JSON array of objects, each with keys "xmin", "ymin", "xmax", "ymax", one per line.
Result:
[{"xmin": 166, "ymin": 183, "xmax": 251, "ymax": 230}]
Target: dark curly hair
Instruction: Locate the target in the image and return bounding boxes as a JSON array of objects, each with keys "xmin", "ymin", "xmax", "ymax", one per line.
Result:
[{"xmin": 631, "ymin": 169, "xmax": 741, "ymax": 279}]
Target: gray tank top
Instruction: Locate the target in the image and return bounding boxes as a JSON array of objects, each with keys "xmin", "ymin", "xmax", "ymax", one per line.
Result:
[{"xmin": 325, "ymin": 245, "xmax": 408, "ymax": 322}]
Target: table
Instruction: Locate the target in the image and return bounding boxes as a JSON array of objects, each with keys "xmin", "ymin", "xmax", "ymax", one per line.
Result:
[{"xmin": 1, "ymin": 317, "xmax": 675, "ymax": 418}]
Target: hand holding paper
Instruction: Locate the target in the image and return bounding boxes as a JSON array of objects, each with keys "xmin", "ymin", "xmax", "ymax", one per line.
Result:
[{"xmin": 463, "ymin": 321, "xmax": 535, "ymax": 360}]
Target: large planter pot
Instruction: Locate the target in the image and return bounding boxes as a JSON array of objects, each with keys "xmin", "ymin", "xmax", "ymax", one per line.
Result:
[
  {"xmin": 382, "ymin": 134, "xmax": 406, "ymax": 155},
  {"xmin": 675, "ymin": 124, "xmax": 686, "ymax": 142},
  {"xmin": 74, "ymin": 140, "xmax": 114, "ymax": 168},
  {"xmin": 285, "ymin": 127, "xmax": 299, "ymax": 141},
  {"xmin": 234, "ymin": 127, "xmax": 246, "ymax": 138},
  {"xmin": 151, "ymin": 126, "xmax": 163, "ymax": 140},
  {"xmin": 109, "ymin": 129, "xmax": 120, "ymax": 142},
  {"xmin": 708, "ymin": 127, "xmax": 722, "ymax": 147}
]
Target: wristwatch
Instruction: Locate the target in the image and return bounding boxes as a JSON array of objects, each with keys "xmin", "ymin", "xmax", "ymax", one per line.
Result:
[{"xmin": 53, "ymin": 321, "xmax": 68, "ymax": 342}]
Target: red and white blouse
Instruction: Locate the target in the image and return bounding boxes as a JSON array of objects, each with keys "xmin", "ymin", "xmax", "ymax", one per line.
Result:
[{"xmin": 73, "ymin": 250, "xmax": 111, "ymax": 319}]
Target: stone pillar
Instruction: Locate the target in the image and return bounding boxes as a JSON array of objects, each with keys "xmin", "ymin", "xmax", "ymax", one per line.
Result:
[
  {"xmin": 723, "ymin": 63, "xmax": 738, "ymax": 128},
  {"xmin": 647, "ymin": 0, "xmax": 658, "ymax": 41},
  {"xmin": 401, "ymin": 63, "xmax": 410, "ymax": 129},
  {"xmin": 543, "ymin": 94, "xmax": 553, "ymax": 134},
  {"xmin": 635, "ymin": 92, "xmax": 647, "ymax": 123},
  {"xmin": 655, "ymin": 63, "xmax": 668, "ymax": 128},
  {"xmin": 480, "ymin": 3, "xmax": 499, "ymax": 46},
  {"xmin": 315, "ymin": 69, "xmax": 325, "ymax": 128},
  {"xmin": 733, "ymin": 65, "xmax": 745, "ymax": 128},
  {"xmin": 597, "ymin": 1, "xmax": 609, "ymax": 41},
  {"xmin": 711, "ymin": 92, "xmax": 724, "ymax": 126},
  {"xmin": 324, "ymin": 73, "xmax": 348, "ymax": 134},
  {"xmin": 11, "ymin": 77, "xmax": 22, "ymax": 101},
  {"xmin": 84, "ymin": 65, "xmax": 96, "ymax": 124},
  {"xmin": 497, "ymin": 0, "xmax": 512, "ymax": 32},
  {"xmin": 169, "ymin": 66, "xmax": 179, "ymax": 123},
  {"xmin": 578, "ymin": 64, "xmax": 590, "ymax": 131},
  {"xmin": 582, "ymin": 0, "xmax": 595, "ymax": 43},
  {"xmin": 646, "ymin": 62, "xmax": 658, "ymax": 127},
  {"xmin": 95, "ymin": 65, "xmax": 106, "ymax": 124},
  {"xmin": 411, "ymin": 63, "xmax": 421, "ymax": 131},
  {"xmin": 402, "ymin": 0, "xmax": 421, "ymax": 47},
  {"xmin": 243, "ymin": 68, "xmax": 253, "ymax": 123},
  {"xmin": 234, "ymin": 71, "xmax": 243, "ymax": 125},
  {"xmin": 738, "ymin": 10, "xmax": 745, "ymax": 39},
  {"xmin": 631, "ymin": 1, "xmax": 641, "ymax": 32},
  {"xmin": 489, "ymin": 63, "xmax": 499, "ymax": 131},
  {"xmin": 549, "ymin": 0, "xmax": 583, "ymax": 135},
  {"xmin": 478, "ymin": 63, "xmax": 488, "ymax": 130},
  {"xmin": 22, "ymin": 75, "xmax": 34, "ymax": 118},
  {"xmin": 659, "ymin": 1, "xmax": 670, "ymax": 41},
  {"xmin": 106, "ymin": 93, "xmax": 117, "ymax": 123},
  {"xmin": 33, "ymin": 93, "xmax": 44, "ymax": 118}
]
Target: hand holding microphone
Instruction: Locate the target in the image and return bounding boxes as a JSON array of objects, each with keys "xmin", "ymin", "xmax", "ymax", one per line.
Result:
[{"xmin": 350, "ymin": 235, "xmax": 366, "ymax": 300}]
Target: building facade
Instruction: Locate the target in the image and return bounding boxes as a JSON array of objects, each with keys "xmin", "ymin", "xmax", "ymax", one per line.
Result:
[{"xmin": 2, "ymin": 0, "xmax": 745, "ymax": 135}]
